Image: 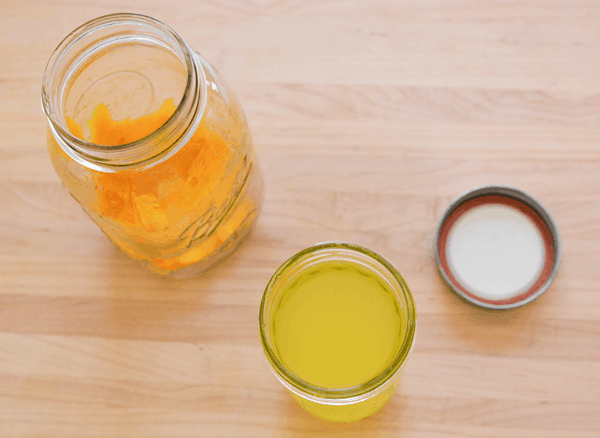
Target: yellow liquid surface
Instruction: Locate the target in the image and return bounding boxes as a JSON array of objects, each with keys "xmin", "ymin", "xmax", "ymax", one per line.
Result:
[{"xmin": 272, "ymin": 260, "xmax": 403, "ymax": 389}]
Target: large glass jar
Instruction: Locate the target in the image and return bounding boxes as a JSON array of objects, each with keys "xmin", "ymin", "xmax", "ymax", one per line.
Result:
[{"xmin": 42, "ymin": 14, "xmax": 263, "ymax": 279}]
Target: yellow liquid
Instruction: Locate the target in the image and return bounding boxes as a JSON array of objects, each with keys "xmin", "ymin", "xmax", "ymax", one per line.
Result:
[{"xmin": 273, "ymin": 260, "xmax": 403, "ymax": 390}]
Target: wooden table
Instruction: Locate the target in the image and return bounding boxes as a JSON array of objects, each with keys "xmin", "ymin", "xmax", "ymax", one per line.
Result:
[{"xmin": 2, "ymin": 1, "xmax": 599, "ymax": 436}]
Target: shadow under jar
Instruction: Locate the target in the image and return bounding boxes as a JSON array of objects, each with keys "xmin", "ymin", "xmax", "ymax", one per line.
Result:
[
  {"xmin": 259, "ymin": 242, "xmax": 417, "ymax": 422},
  {"xmin": 42, "ymin": 13, "xmax": 263, "ymax": 279}
]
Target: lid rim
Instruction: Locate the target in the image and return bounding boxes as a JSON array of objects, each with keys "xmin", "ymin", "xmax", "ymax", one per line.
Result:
[{"xmin": 434, "ymin": 185, "xmax": 562, "ymax": 310}]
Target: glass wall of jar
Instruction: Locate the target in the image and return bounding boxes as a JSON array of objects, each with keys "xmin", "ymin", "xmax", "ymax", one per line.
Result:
[
  {"xmin": 42, "ymin": 14, "xmax": 263, "ymax": 279},
  {"xmin": 259, "ymin": 242, "xmax": 417, "ymax": 422}
]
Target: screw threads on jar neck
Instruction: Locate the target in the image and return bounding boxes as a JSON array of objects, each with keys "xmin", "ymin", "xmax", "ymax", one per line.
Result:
[{"xmin": 42, "ymin": 13, "xmax": 206, "ymax": 172}]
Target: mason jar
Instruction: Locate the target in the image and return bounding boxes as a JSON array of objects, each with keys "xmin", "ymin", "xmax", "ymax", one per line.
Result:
[
  {"xmin": 42, "ymin": 13, "xmax": 263, "ymax": 279},
  {"xmin": 259, "ymin": 242, "xmax": 417, "ymax": 422}
]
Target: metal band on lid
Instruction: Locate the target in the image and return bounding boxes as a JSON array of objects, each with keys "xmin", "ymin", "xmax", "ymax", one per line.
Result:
[{"xmin": 434, "ymin": 185, "xmax": 562, "ymax": 309}]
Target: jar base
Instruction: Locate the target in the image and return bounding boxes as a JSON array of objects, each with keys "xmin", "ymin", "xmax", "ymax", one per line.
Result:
[
  {"xmin": 145, "ymin": 215, "xmax": 259, "ymax": 280},
  {"xmin": 290, "ymin": 378, "xmax": 399, "ymax": 423}
]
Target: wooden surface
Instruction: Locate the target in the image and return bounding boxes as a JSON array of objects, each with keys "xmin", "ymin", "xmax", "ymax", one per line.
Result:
[{"xmin": 1, "ymin": 0, "xmax": 600, "ymax": 436}]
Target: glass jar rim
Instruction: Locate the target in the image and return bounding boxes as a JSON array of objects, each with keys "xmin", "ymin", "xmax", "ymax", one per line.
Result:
[
  {"xmin": 41, "ymin": 13, "xmax": 206, "ymax": 171},
  {"xmin": 259, "ymin": 241, "xmax": 417, "ymax": 403}
]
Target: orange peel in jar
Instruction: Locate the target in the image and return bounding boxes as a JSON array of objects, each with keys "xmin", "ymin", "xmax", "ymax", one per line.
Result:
[{"xmin": 65, "ymin": 98, "xmax": 251, "ymax": 272}]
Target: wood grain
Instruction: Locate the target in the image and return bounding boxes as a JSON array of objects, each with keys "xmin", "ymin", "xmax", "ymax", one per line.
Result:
[{"xmin": 1, "ymin": 0, "xmax": 600, "ymax": 436}]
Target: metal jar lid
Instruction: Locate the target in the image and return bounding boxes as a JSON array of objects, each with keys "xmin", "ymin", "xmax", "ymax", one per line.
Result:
[{"xmin": 434, "ymin": 185, "xmax": 562, "ymax": 309}]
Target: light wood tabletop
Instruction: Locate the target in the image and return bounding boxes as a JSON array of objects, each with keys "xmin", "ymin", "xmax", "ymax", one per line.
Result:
[{"xmin": 2, "ymin": 0, "xmax": 600, "ymax": 436}]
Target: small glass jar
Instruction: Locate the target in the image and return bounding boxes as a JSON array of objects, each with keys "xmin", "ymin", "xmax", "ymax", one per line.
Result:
[
  {"xmin": 42, "ymin": 14, "xmax": 263, "ymax": 279},
  {"xmin": 259, "ymin": 242, "xmax": 417, "ymax": 422}
]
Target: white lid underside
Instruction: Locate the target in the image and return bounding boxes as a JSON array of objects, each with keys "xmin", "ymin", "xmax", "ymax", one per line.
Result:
[{"xmin": 447, "ymin": 204, "xmax": 545, "ymax": 301}]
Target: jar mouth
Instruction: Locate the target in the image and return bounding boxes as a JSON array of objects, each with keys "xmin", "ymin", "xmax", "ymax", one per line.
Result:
[
  {"xmin": 259, "ymin": 242, "xmax": 417, "ymax": 403},
  {"xmin": 41, "ymin": 13, "xmax": 206, "ymax": 171}
]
